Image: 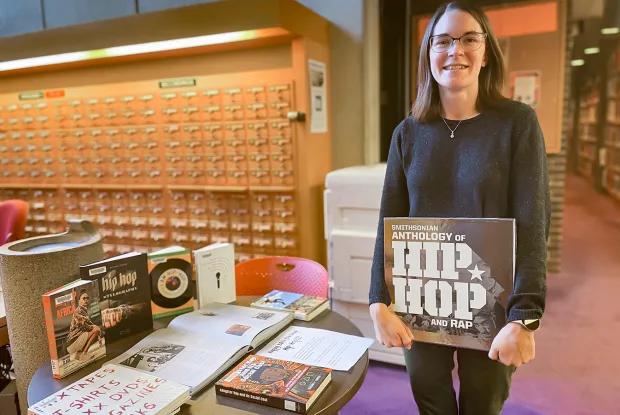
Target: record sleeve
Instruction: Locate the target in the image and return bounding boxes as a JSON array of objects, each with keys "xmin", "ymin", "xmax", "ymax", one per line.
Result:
[
  {"xmin": 384, "ymin": 217, "xmax": 515, "ymax": 351},
  {"xmin": 147, "ymin": 246, "xmax": 195, "ymax": 319}
]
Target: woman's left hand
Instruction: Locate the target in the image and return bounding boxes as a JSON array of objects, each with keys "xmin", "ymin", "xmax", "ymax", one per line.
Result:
[{"xmin": 488, "ymin": 322, "xmax": 535, "ymax": 367}]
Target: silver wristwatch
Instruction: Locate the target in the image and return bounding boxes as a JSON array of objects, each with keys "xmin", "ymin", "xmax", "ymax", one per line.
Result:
[{"xmin": 517, "ymin": 319, "xmax": 540, "ymax": 331}]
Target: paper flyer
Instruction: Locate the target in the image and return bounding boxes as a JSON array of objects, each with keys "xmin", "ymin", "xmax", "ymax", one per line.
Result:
[
  {"xmin": 256, "ymin": 326, "xmax": 373, "ymax": 371},
  {"xmin": 308, "ymin": 59, "xmax": 327, "ymax": 133},
  {"xmin": 510, "ymin": 70, "xmax": 541, "ymax": 108}
]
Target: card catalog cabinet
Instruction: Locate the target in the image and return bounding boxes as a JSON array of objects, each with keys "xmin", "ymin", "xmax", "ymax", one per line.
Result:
[{"xmin": 0, "ymin": 65, "xmax": 328, "ymax": 264}]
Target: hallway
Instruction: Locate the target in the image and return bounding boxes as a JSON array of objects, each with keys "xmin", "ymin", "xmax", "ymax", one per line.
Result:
[{"xmin": 342, "ymin": 173, "xmax": 620, "ymax": 415}]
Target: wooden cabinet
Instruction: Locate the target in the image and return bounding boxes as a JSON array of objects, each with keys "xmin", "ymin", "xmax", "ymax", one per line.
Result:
[{"xmin": 0, "ymin": 0, "xmax": 332, "ymax": 266}]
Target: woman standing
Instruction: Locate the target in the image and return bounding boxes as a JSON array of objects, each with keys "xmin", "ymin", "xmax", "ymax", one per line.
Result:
[{"xmin": 369, "ymin": 1, "xmax": 551, "ymax": 414}]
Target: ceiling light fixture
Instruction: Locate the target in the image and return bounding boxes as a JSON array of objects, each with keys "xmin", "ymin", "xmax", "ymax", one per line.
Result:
[
  {"xmin": 601, "ymin": 27, "xmax": 620, "ymax": 35},
  {"xmin": 584, "ymin": 47, "xmax": 600, "ymax": 54},
  {"xmin": 0, "ymin": 30, "xmax": 259, "ymax": 72},
  {"xmin": 571, "ymin": 59, "xmax": 585, "ymax": 66}
]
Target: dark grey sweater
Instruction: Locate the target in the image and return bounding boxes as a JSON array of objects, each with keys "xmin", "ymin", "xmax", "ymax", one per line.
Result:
[{"xmin": 369, "ymin": 99, "xmax": 551, "ymax": 323}]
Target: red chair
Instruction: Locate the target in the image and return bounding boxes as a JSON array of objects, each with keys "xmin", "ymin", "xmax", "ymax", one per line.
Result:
[
  {"xmin": 235, "ymin": 256, "xmax": 329, "ymax": 298},
  {"xmin": 0, "ymin": 199, "xmax": 29, "ymax": 245}
]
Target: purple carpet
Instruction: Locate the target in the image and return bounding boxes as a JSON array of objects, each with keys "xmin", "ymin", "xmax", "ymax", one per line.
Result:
[{"xmin": 341, "ymin": 175, "xmax": 620, "ymax": 415}]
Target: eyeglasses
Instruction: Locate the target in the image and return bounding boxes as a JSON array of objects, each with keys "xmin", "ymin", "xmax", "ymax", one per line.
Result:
[{"xmin": 430, "ymin": 33, "xmax": 487, "ymax": 53}]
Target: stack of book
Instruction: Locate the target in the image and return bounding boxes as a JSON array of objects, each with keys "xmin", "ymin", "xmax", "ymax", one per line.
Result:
[{"xmin": 250, "ymin": 290, "xmax": 329, "ymax": 321}]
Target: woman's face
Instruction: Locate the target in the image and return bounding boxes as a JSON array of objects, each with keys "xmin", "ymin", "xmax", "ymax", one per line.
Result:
[
  {"xmin": 429, "ymin": 10, "xmax": 487, "ymax": 94},
  {"xmin": 79, "ymin": 293, "xmax": 89, "ymax": 307}
]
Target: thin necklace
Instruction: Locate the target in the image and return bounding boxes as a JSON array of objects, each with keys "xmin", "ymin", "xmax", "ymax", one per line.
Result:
[{"xmin": 441, "ymin": 117, "xmax": 462, "ymax": 139}]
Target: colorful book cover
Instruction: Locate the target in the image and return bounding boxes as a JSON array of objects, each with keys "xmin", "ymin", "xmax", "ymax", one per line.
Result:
[
  {"xmin": 251, "ymin": 291, "xmax": 304, "ymax": 311},
  {"xmin": 384, "ymin": 217, "xmax": 515, "ymax": 351},
  {"xmin": 80, "ymin": 252, "xmax": 153, "ymax": 343},
  {"xmin": 215, "ymin": 355, "xmax": 332, "ymax": 413},
  {"xmin": 251, "ymin": 290, "xmax": 328, "ymax": 321},
  {"xmin": 42, "ymin": 279, "xmax": 107, "ymax": 379}
]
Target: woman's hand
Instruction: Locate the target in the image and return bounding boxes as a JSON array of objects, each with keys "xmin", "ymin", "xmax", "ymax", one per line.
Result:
[
  {"xmin": 488, "ymin": 322, "xmax": 535, "ymax": 367},
  {"xmin": 369, "ymin": 303, "xmax": 415, "ymax": 349}
]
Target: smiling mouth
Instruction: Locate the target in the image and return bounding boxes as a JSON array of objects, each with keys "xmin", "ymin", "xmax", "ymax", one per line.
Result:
[{"xmin": 443, "ymin": 65, "xmax": 469, "ymax": 70}]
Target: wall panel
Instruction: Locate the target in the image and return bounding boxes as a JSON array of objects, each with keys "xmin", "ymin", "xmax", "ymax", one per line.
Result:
[{"xmin": 0, "ymin": 0, "xmax": 44, "ymax": 37}]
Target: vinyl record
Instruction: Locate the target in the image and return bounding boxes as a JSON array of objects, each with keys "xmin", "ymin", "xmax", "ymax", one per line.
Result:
[{"xmin": 150, "ymin": 258, "xmax": 193, "ymax": 309}]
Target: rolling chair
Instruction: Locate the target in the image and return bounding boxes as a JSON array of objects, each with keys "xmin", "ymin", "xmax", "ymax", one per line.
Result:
[
  {"xmin": 0, "ymin": 200, "xmax": 29, "ymax": 246},
  {"xmin": 234, "ymin": 256, "xmax": 329, "ymax": 298}
]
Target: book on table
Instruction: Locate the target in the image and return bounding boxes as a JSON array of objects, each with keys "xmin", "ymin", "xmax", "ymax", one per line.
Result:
[
  {"xmin": 42, "ymin": 279, "xmax": 107, "ymax": 379},
  {"xmin": 215, "ymin": 354, "xmax": 332, "ymax": 414},
  {"xmin": 80, "ymin": 251, "xmax": 153, "ymax": 343},
  {"xmin": 105, "ymin": 302, "xmax": 294, "ymax": 395},
  {"xmin": 250, "ymin": 290, "xmax": 329, "ymax": 321},
  {"xmin": 27, "ymin": 364, "xmax": 190, "ymax": 415}
]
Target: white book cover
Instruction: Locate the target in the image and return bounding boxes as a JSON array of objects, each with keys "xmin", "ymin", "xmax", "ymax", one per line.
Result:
[
  {"xmin": 28, "ymin": 364, "xmax": 190, "ymax": 415},
  {"xmin": 193, "ymin": 242, "xmax": 236, "ymax": 306}
]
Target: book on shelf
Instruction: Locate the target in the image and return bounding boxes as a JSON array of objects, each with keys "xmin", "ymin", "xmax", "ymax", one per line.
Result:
[
  {"xmin": 215, "ymin": 354, "xmax": 332, "ymax": 414},
  {"xmin": 42, "ymin": 279, "xmax": 107, "ymax": 379},
  {"xmin": 27, "ymin": 364, "xmax": 190, "ymax": 415},
  {"xmin": 80, "ymin": 252, "xmax": 153, "ymax": 343},
  {"xmin": 250, "ymin": 290, "xmax": 329, "ymax": 321},
  {"xmin": 105, "ymin": 302, "xmax": 294, "ymax": 394},
  {"xmin": 384, "ymin": 217, "xmax": 515, "ymax": 351}
]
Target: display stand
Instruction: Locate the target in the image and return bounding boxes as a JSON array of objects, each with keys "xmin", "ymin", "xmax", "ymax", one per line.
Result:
[{"xmin": 0, "ymin": 0, "xmax": 332, "ymax": 266}]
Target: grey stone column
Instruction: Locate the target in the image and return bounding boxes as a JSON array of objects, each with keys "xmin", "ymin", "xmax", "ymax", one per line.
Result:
[{"xmin": 0, "ymin": 220, "xmax": 104, "ymax": 414}]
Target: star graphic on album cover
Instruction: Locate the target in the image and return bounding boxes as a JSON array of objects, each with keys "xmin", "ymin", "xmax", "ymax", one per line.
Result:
[{"xmin": 468, "ymin": 264, "xmax": 484, "ymax": 281}]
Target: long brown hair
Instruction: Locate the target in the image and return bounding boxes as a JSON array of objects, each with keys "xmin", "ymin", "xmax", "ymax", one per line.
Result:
[{"xmin": 411, "ymin": 1, "xmax": 507, "ymax": 123}]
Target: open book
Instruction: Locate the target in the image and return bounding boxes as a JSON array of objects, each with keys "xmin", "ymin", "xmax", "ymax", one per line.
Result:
[{"xmin": 105, "ymin": 302, "xmax": 294, "ymax": 395}]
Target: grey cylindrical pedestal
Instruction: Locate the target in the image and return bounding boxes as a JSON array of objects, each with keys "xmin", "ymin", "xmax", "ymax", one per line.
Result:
[{"xmin": 0, "ymin": 220, "xmax": 104, "ymax": 414}]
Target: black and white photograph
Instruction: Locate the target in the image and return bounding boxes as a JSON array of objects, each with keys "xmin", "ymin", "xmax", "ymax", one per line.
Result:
[{"xmin": 119, "ymin": 342, "xmax": 185, "ymax": 373}]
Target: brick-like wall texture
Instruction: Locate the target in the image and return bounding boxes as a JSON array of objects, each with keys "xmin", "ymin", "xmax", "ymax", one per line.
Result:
[{"xmin": 546, "ymin": 0, "xmax": 573, "ymax": 274}]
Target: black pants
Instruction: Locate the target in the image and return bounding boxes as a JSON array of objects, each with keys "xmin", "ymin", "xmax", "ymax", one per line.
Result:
[{"xmin": 403, "ymin": 341, "xmax": 515, "ymax": 415}]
